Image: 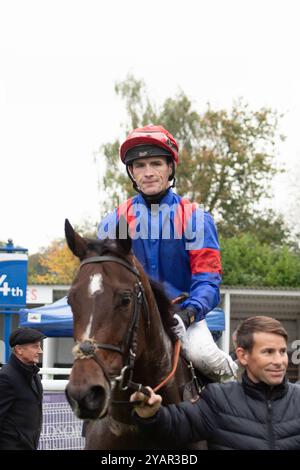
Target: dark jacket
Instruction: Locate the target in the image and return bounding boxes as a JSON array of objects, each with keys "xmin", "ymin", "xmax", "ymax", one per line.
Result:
[
  {"xmin": 135, "ymin": 373, "xmax": 300, "ymax": 450},
  {"xmin": 0, "ymin": 354, "xmax": 43, "ymax": 450}
]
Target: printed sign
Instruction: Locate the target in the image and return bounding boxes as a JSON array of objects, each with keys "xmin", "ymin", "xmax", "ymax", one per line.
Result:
[{"xmin": 0, "ymin": 253, "xmax": 28, "ymax": 308}]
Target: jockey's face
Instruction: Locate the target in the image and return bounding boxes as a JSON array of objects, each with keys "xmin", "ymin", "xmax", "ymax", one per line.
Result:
[
  {"xmin": 236, "ymin": 332, "xmax": 288, "ymax": 386},
  {"xmin": 129, "ymin": 156, "xmax": 173, "ymax": 195}
]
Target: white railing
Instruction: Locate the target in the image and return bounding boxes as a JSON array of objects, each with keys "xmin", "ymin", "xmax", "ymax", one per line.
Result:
[
  {"xmin": 39, "ymin": 367, "xmax": 71, "ymax": 391},
  {"xmin": 41, "ymin": 380, "xmax": 69, "ymax": 391}
]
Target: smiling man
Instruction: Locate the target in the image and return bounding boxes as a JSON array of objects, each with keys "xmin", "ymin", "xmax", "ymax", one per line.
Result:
[
  {"xmin": 0, "ymin": 327, "xmax": 46, "ymax": 450},
  {"xmin": 236, "ymin": 318, "xmax": 288, "ymax": 386},
  {"xmin": 131, "ymin": 316, "xmax": 300, "ymax": 450}
]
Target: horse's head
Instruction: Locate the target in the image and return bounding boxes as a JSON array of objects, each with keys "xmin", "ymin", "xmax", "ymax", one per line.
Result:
[{"xmin": 64, "ymin": 219, "xmax": 152, "ymax": 419}]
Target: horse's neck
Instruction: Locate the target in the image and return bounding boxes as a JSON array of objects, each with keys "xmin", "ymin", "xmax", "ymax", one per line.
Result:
[
  {"xmin": 132, "ymin": 267, "xmax": 184, "ymax": 400},
  {"xmin": 109, "ymin": 310, "xmax": 183, "ymax": 426},
  {"xmin": 136, "ymin": 303, "xmax": 174, "ymax": 388}
]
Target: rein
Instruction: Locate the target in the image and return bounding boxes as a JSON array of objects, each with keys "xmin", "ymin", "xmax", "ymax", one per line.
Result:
[
  {"xmin": 72, "ymin": 255, "xmax": 181, "ymax": 405},
  {"xmin": 153, "ymin": 339, "xmax": 180, "ymax": 393}
]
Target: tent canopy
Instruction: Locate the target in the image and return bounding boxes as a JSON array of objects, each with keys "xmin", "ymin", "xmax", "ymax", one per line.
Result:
[
  {"xmin": 19, "ymin": 297, "xmax": 73, "ymax": 337},
  {"xmin": 19, "ymin": 297, "xmax": 225, "ymax": 337}
]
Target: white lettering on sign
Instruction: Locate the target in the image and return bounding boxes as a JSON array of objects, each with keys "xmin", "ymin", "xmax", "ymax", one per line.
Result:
[{"xmin": 0, "ymin": 274, "xmax": 23, "ymax": 297}]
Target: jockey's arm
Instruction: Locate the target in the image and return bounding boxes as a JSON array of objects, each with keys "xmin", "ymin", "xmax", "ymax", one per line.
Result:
[
  {"xmin": 97, "ymin": 207, "xmax": 222, "ymax": 324},
  {"xmin": 180, "ymin": 211, "xmax": 222, "ymax": 322}
]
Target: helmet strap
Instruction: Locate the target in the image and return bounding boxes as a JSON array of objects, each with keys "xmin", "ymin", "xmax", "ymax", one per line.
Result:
[
  {"xmin": 170, "ymin": 176, "xmax": 176, "ymax": 188},
  {"xmin": 126, "ymin": 165, "xmax": 139, "ymax": 191},
  {"xmin": 168, "ymin": 160, "xmax": 176, "ymax": 185}
]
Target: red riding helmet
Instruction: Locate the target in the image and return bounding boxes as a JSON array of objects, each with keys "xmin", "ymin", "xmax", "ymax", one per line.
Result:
[{"xmin": 120, "ymin": 125, "xmax": 179, "ymax": 165}]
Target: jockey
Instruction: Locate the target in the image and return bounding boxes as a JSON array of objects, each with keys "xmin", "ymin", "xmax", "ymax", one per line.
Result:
[{"xmin": 98, "ymin": 124, "xmax": 237, "ymax": 382}]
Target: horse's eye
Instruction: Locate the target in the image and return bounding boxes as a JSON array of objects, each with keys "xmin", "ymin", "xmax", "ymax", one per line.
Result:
[{"xmin": 120, "ymin": 293, "xmax": 132, "ymax": 306}]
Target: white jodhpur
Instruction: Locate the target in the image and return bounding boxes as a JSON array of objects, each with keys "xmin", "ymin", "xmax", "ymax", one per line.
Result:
[{"xmin": 173, "ymin": 314, "xmax": 238, "ymax": 382}]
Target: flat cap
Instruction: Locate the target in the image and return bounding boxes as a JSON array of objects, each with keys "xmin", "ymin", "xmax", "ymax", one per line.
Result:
[{"xmin": 9, "ymin": 327, "xmax": 46, "ymax": 347}]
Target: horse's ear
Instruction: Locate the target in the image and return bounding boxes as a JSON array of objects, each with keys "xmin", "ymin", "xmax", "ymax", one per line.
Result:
[
  {"xmin": 116, "ymin": 216, "xmax": 132, "ymax": 255},
  {"xmin": 65, "ymin": 219, "xmax": 88, "ymax": 260}
]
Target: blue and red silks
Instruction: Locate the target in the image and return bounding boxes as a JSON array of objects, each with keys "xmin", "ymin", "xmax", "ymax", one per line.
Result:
[{"xmin": 98, "ymin": 189, "xmax": 222, "ymax": 322}]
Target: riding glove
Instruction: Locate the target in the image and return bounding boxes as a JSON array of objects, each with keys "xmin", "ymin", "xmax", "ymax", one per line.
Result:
[{"xmin": 177, "ymin": 306, "xmax": 197, "ymax": 329}]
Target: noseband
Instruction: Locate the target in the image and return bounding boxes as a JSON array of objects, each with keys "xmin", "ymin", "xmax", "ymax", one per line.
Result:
[{"xmin": 72, "ymin": 255, "xmax": 151, "ymax": 395}]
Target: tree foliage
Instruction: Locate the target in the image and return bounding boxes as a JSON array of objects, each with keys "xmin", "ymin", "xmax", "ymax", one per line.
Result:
[
  {"xmin": 28, "ymin": 76, "xmax": 298, "ymax": 288},
  {"xmin": 221, "ymin": 234, "xmax": 300, "ymax": 287},
  {"xmin": 28, "ymin": 230, "xmax": 300, "ymax": 288},
  {"xmin": 28, "ymin": 220, "xmax": 97, "ymax": 285},
  {"xmin": 28, "ymin": 240, "xmax": 79, "ymax": 284},
  {"xmin": 97, "ymin": 75, "xmax": 286, "ymax": 244},
  {"xmin": 27, "ymin": 252, "xmax": 48, "ymax": 281}
]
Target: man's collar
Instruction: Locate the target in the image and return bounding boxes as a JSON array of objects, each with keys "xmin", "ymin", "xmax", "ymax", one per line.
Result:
[
  {"xmin": 137, "ymin": 188, "xmax": 174, "ymax": 207},
  {"xmin": 242, "ymin": 371, "xmax": 288, "ymax": 401},
  {"xmin": 10, "ymin": 353, "xmax": 40, "ymax": 376}
]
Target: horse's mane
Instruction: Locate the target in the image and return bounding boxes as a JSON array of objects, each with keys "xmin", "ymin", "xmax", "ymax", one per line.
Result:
[
  {"xmin": 148, "ymin": 278, "xmax": 178, "ymax": 343},
  {"xmin": 85, "ymin": 238, "xmax": 178, "ymax": 343}
]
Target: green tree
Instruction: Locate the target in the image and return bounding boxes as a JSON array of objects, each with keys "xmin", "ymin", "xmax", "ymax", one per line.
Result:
[
  {"xmin": 97, "ymin": 75, "xmax": 286, "ymax": 244},
  {"xmin": 221, "ymin": 234, "xmax": 300, "ymax": 287},
  {"xmin": 27, "ymin": 252, "xmax": 48, "ymax": 281}
]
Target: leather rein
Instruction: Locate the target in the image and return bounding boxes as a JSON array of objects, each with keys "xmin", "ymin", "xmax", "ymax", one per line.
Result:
[{"xmin": 71, "ymin": 255, "xmax": 180, "ymax": 403}]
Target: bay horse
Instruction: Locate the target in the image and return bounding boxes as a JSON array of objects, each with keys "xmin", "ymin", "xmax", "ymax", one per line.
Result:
[{"xmin": 64, "ymin": 219, "xmax": 204, "ymax": 450}]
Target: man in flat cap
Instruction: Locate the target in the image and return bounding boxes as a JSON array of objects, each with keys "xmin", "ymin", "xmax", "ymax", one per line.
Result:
[{"xmin": 0, "ymin": 327, "xmax": 46, "ymax": 450}]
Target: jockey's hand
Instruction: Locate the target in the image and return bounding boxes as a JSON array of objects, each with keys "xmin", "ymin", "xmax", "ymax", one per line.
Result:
[
  {"xmin": 130, "ymin": 387, "xmax": 162, "ymax": 419},
  {"xmin": 177, "ymin": 306, "xmax": 197, "ymax": 329}
]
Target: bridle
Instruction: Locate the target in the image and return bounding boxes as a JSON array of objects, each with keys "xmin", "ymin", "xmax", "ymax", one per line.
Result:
[{"xmin": 71, "ymin": 255, "xmax": 152, "ymax": 398}]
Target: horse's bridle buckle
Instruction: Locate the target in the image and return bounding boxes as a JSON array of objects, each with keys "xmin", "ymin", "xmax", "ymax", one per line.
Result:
[{"xmin": 116, "ymin": 365, "xmax": 133, "ymax": 391}]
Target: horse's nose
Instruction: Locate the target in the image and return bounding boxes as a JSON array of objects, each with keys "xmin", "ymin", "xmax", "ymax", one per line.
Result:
[
  {"xmin": 66, "ymin": 383, "xmax": 108, "ymax": 419},
  {"xmin": 83, "ymin": 385, "xmax": 107, "ymax": 414}
]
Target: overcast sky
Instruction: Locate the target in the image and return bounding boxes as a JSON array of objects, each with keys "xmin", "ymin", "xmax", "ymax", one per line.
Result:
[{"xmin": 1, "ymin": 0, "xmax": 299, "ymax": 253}]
